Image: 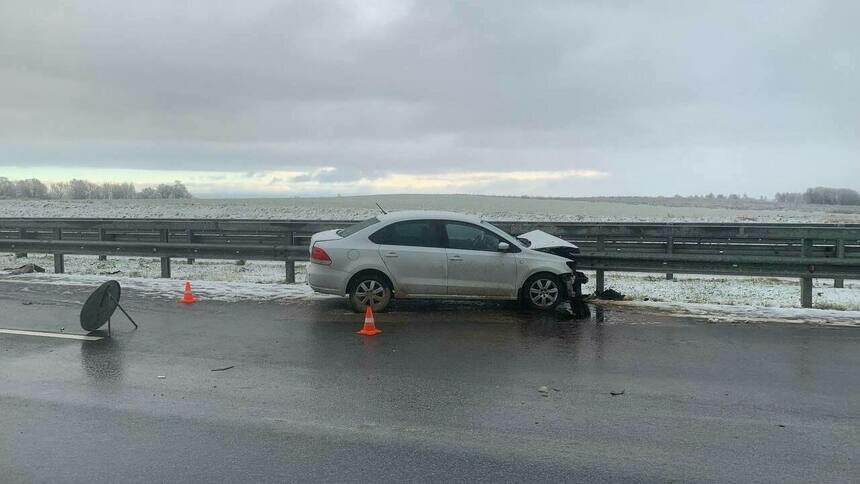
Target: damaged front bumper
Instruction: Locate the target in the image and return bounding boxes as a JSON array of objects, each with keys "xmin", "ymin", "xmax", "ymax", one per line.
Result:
[
  {"xmin": 516, "ymin": 229, "xmax": 588, "ymax": 301},
  {"xmin": 562, "ymin": 270, "xmax": 589, "ymax": 300}
]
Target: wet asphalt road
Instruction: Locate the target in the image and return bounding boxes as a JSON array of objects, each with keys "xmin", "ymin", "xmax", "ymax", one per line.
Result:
[{"xmin": 0, "ymin": 282, "xmax": 858, "ymax": 483}]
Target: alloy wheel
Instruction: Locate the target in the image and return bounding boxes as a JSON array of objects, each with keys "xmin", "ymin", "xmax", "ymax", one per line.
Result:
[
  {"xmin": 355, "ymin": 280, "xmax": 386, "ymax": 306},
  {"xmin": 529, "ymin": 278, "xmax": 559, "ymax": 308}
]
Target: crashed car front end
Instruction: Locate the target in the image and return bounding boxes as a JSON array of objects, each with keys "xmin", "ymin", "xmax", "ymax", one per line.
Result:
[
  {"xmin": 517, "ymin": 230, "xmax": 588, "ymax": 300},
  {"xmin": 562, "ymin": 261, "xmax": 589, "ymax": 300}
]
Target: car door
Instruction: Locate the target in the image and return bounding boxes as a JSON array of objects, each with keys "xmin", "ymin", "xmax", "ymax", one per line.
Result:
[
  {"xmin": 443, "ymin": 221, "xmax": 517, "ymax": 297},
  {"xmin": 370, "ymin": 220, "xmax": 447, "ymax": 296}
]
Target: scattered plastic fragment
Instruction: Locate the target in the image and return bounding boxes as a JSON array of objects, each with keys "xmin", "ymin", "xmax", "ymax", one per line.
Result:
[
  {"xmin": 4, "ymin": 264, "xmax": 46, "ymax": 275},
  {"xmin": 596, "ymin": 289, "xmax": 626, "ymax": 301}
]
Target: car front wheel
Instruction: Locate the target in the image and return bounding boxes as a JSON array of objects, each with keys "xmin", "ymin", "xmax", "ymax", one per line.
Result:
[
  {"xmin": 523, "ymin": 274, "xmax": 562, "ymax": 311},
  {"xmin": 348, "ymin": 275, "xmax": 392, "ymax": 313}
]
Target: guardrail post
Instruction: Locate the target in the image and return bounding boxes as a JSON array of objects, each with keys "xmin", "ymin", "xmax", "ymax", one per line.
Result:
[
  {"xmin": 595, "ymin": 270, "xmax": 605, "ymax": 294},
  {"xmin": 187, "ymin": 229, "xmax": 195, "ymax": 265},
  {"xmin": 595, "ymin": 234, "xmax": 606, "ymax": 294},
  {"xmin": 15, "ymin": 228, "xmax": 27, "ymax": 258},
  {"xmin": 53, "ymin": 228, "xmax": 64, "ymax": 274},
  {"xmin": 285, "ymin": 259, "xmax": 296, "ymax": 283},
  {"xmin": 801, "ymin": 238, "xmax": 812, "ymax": 257},
  {"xmin": 98, "ymin": 228, "xmax": 107, "ymax": 261},
  {"xmin": 159, "ymin": 229, "xmax": 171, "ymax": 278},
  {"xmin": 834, "ymin": 239, "xmax": 845, "ymax": 288},
  {"xmin": 666, "ymin": 232, "xmax": 674, "ymax": 280},
  {"xmin": 800, "ymin": 277, "xmax": 813, "ymax": 308},
  {"xmin": 799, "ymin": 238, "xmax": 814, "ymax": 307}
]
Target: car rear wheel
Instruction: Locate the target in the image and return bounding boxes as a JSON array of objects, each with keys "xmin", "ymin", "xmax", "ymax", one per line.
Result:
[
  {"xmin": 349, "ymin": 274, "xmax": 392, "ymax": 313},
  {"xmin": 523, "ymin": 274, "xmax": 562, "ymax": 311}
]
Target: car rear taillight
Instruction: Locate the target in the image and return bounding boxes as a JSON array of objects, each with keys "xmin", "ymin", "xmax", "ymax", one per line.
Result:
[{"xmin": 310, "ymin": 245, "xmax": 332, "ymax": 265}]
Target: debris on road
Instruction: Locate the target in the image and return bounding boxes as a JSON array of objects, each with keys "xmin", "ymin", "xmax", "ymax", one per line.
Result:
[
  {"xmin": 157, "ymin": 375, "xmax": 166, "ymax": 379},
  {"xmin": 538, "ymin": 386, "xmax": 550, "ymax": 397},
  {"xmin": 3, "ymin": 264, "xmax": 46, "ymax": 275},
  {"xmin": 596, "ymin": 289, "xmax": 626, "ymax": 301},
  {"xmin": 610, "ymin": 390, "xmax": 626, "ymax": 396},
  {"xmin": 211, "ymin": 365, "xmax": 235, "ymax": 372}
]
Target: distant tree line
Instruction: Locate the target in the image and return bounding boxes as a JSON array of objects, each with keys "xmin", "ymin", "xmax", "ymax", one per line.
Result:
[
  {"xmin": 692, "ymin": 193, "xmax": 762, "ymax": 201},
  {"xmin": 775, "ymin": 187, "xmax": 860, "ymax": 206},
  {"xmin": 0, "ymin": 177, "xmax": 192, "ymax": 200}
]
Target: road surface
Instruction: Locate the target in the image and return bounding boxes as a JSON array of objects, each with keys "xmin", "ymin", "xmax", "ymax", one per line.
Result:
[{"xmin": 0, "ymin": 280, "xmax": 857, "ymax": 483}]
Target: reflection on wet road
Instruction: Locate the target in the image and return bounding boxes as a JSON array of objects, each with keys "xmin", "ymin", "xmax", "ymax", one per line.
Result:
[{"xmin": 0, "ymin": 282, "xmax": 858, "ymax": 483}]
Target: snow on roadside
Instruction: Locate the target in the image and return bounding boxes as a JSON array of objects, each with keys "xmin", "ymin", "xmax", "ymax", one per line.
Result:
[
  {"xmin": 0, "ymin": 272, "xmax": 322, "ymax": 303},
  {"xmin": 0, "ymin": 253, "xmax": 322, "ymax": 302},
  {"xmin": 2, "ymin": 254, "xmax": 859, "ymax": 325},
  {"xmin": 581, "ymin": 272, "xmax": 860, "ymax": 311},
  {"xmin": 582, "ymin": 272, "xmax": 860, "ymax": 327},
  {"xmin": 1, "ymin": 253, "xmax": 305, "ymax": 284},
  {"xmin": 596, "ymin": 300, "xmax": 860, "ymax": 328}
]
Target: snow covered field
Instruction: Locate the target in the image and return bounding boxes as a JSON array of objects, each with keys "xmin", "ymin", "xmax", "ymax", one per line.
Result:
[
  {"xmin": 2, "ymin": 253, "xmax": 858, "ymax": 326},
  {"xmin": 3, "ymin": 194, "xmax": 860, "ymax": 223}
]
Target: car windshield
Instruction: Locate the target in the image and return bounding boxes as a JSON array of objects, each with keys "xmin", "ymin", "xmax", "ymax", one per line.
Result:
[
  {"xmin": 480, "ymin": 221, "xmax": 520, "ymax": 246},
  {"xmin": 336, "ymin": 217, "xmax": 379, "ymax": 237}
]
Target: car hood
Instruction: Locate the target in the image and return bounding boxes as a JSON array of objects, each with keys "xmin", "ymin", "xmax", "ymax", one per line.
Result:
[{"xmin": 517, "ymin": 230, "xmax": 578, "ymax": 250}]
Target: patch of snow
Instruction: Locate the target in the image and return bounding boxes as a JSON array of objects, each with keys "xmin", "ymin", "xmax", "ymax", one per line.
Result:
[
  {"xmin": 582, "ymin": 272, "xmax": 860, "ymax": 311},
  {"xmin": 597, "ymin": 300, "xmax": 860, "ymax": 328},
  {"xmin": 0, "ymin": 272, "xmax": 322, "ymax": 303},
  {"xmin": 1, "ymin": 253, "xmax": 324, "ymax": 303},
  {"xmin": 1, "ymin": 253, "xmax": 306, "ymax": 284}
]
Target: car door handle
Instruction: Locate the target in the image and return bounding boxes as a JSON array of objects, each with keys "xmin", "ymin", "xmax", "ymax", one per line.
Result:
[{"xmin": 384, "ymin": 251, "xmax": 399, "ymax": 258}]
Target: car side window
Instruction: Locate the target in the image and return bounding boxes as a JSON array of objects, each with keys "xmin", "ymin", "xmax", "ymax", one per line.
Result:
[
  {"xmin": 369, "ymin": 220, "xmax": 442, "ymax": 248},
  {"xmin": 445, "ymin": 222, "xmax": 503, "ymax": 252}
]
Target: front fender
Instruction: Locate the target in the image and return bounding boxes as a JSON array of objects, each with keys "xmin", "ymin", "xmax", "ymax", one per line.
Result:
[{"xmin": 517, "ymin": 254, "xmax": 574, "ymax": 296}]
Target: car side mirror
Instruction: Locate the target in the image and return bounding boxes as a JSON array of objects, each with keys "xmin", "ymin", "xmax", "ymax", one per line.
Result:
[{"xmin": 497, "ymin": 242, "xmax": 511, "ymax": 252}]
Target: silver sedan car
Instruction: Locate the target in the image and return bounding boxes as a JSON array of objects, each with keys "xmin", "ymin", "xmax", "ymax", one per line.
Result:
[{"xmin": 307, "ymin": 211, "xmax": 581, "ymax": 312}]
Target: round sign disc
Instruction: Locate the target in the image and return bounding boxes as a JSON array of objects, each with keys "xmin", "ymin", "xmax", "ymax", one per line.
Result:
[{"xmin": 80, "ymin": 281, "xmax": 122, "ymax": 332}]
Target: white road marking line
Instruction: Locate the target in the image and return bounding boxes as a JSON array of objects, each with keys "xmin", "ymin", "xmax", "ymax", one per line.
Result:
[{"xmin": 0, "ymin": 329, "xmax": 102, "ymax": 341}]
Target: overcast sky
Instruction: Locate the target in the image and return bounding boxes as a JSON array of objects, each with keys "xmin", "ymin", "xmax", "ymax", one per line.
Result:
[{"xmin": 1, "ymin": 0, "xmax": 857, "ymax": 197}]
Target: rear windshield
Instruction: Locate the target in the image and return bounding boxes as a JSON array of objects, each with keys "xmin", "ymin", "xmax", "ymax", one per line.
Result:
[{"xmin": 336, "ymin": 217, "xmax": 379, "ymax": 238}]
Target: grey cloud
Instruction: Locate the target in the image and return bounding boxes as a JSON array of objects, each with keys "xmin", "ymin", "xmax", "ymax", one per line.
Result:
[
  {"xmin": 290, "ymin": 167, "xmax": 378, "ymax": 183},
  {"xmin": 1, "ymin": 0, "xmax": 858, "ymax": 196}
]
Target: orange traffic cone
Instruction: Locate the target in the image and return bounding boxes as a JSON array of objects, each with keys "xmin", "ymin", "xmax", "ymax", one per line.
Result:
[
  {"xmin": 356, "ymin": 306, "xmax": 382, "ymax": 336},
  {"xmin": 179, "ymin": 281, "xmax": 198, "ymax": 304}
]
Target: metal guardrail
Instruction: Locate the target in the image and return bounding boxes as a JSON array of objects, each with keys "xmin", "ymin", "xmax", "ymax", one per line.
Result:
[{"xmin": 2, "ymin": 218, "xmax": 859, "ymax": 308}]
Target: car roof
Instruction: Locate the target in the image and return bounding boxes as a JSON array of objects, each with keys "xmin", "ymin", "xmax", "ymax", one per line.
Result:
[{"xmin": 377, "ymin": 210, "xmax": 484, "ymax": 224}]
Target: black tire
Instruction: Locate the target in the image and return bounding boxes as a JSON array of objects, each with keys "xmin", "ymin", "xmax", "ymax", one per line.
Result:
[
  {"xmin": 348, "ymin": 273, "xmax": 392, "ymax": 313},
  {"xmin": 522, "ymin": 273, "xmax": 563, "ymax": 311}
]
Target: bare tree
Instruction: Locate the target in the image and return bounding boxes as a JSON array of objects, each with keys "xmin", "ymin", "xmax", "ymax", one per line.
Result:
[
  {"xmin": 0, "ymin": 177, "xmax": 191, "ymax": 200},
  {"xmin": 13, "ymin": 179, "xmax": 48, "ymax": 199},
  {"xmin": 0, "ymin": 177, "xmax": 15, "ymax": 198}
]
